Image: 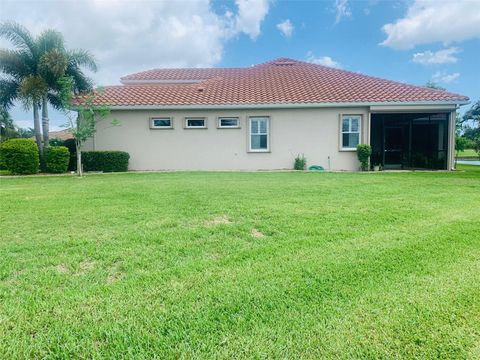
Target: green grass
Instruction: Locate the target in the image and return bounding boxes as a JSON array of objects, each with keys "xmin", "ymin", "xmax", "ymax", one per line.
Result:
[
  {"xmin": 457, "ymin": 149, "xmax": 479, "ymax": 159},
  {"xmin": 1, "ymin": 165, "xmax": 480, "ymax": 358}
]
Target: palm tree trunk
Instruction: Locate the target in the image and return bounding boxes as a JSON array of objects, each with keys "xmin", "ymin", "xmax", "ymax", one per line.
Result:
[
  {"xmin": 33, "ymin": 102, "xmax": 43, "ymax": 154},
  {"xmin": 42, "ymin": 95, "xmax": 49, "ymax": 149}
]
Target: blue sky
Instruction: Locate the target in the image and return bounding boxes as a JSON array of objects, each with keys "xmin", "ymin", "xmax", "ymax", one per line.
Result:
[{"xmin": 2, "ymin": 0, "xmax": 479, "ymax": 130}]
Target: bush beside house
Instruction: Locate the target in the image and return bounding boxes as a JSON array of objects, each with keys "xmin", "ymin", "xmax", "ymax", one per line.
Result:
[
  {"xmin": 82, "ymin": 151, "xmax": 130, "ymax": 172},
  {"xmin": 0, "ymin": 139, "xmax": 39, "ymax": 174},
  {"xmin": 357, "ymin": 144, "xmax": 372, "ymax": 171},
  {"xmin": 46, "ymin": 146, "xmax": 70, "ymax": 173}
]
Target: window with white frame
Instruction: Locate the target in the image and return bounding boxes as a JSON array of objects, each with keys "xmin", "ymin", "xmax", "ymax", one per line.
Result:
[
  {"xmin": 218, "ymin": 117, "xmax": 240, "ymax": 128},
  {"xmin": 341, "ymin": 115, "xmax": 361, "ymax": 150},
  {"xmin": 249, "ymin": 117, "xmax": 269, "ymax": 152},
  {"xmin": 150, "ymin": 117, "xmax": 173, "ymax": 129},
  {"xmin": 185, "ymin": 117, "xmax": 206, "ymax": 128}
]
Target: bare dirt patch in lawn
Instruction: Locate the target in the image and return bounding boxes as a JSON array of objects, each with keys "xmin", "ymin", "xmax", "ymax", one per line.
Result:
[
  {"xmin": 56, "ymin": 264, "xmax": 69, "ymax": 274},
  {"xmin": 79, "ymin": 260, "xmax": 96, "ymax": 273},
  {"xmin": 205, "ymin": 215, "xmax": 232, "ymax": 226},
  {"xmin": 251, "ymin": 228, "xmax": 265, "ymax": 238}
]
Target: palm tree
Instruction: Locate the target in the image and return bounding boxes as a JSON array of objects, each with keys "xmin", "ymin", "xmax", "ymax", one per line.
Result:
[
  {"xmin": 0, "ymin": 22, "xmax": 97, "ymax": 156},
  {"xmin": 0, "ymin": 22, "xmax": 44, "ymax": 152},
  {"xmin": 36, "ymin": 30, "xmax": 97, "ymax": 146}
]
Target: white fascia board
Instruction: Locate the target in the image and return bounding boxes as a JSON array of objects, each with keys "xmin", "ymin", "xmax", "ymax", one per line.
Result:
[
  {"xmin": 106, "ymin": 100, "xmax": 470, "ymax": 111},
  {"xmin": 370, "ymin": 104, "xmax": 459, "ymax": 112},
  {"xmin": 120, "ymin": 79, "xmax": 205, "ymax": 84}
]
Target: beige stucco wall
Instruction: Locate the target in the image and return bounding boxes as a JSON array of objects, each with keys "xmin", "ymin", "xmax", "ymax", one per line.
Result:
[{"xmin": 85, "ymin": 107, "xmax": 370, "ymax": 171}]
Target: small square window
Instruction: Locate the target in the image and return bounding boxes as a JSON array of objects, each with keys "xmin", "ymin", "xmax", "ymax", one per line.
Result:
[
  {"xmin": 218, "ymin": 117, "xmax": 240, "ymax": 128},
  {"xmin": 185, "ymin": 118, "xmax": 206, "ymax": 128},
  {"xmin": 150, "ymin": 118, "xmax": 172, "ymax": 129}
]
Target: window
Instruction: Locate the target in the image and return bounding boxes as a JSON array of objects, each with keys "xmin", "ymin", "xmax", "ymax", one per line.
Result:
[
  {"xmin": 150, "ymin": 117, "xmax": 172, "ymax": 129},
  {"xmin": 218, "ymin": 117, "xmax": 240, "ymax": 128},
  {"xmin": 249, "ymin": 117, "xmax": 269, "ymax": 152},
  {"xmin": 341, "ymin": 115, "xmax": 361, "ymax": 150},
  {"xmin": 185, "ymin": 117, "xmax": 206, "ymax": 128}
]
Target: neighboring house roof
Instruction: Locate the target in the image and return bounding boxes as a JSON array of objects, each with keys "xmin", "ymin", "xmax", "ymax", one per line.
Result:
[
  {"xmin": 83, "ymin": 58, "xmax": 468, "ymax": 108},
  {"xmin": 49, "ymin": 129, "xmax": 73, "ymax": 140}
]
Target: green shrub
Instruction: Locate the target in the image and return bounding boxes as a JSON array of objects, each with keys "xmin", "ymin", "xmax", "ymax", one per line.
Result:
[
  {"xmin": 46, "ymin": 146, "xmax": 70, "ymax": 173},
  {"xmin": 82, "ymin": 151, "xmax": 130, "ymax": 172},
  {"xmin": 0, "ymin": 138, "xmax": 39, "ymax": 174},
  {"xmin": 356, "ymin": 144, "xmax": 372, "ymax": 171},
  {"xmin": 294, "ymin": 154, "xmax": 306, "ymax": 170},
  {"xmin": 0, "ymin": 146, "xmax": 6, "ymax": 170}
]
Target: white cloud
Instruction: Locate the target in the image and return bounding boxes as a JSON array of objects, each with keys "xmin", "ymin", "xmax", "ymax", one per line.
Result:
[
  {"xmin": 0, "ymin": 0, "xmax": 271, "ymax": 86},
  {"xmin": 306, "ymin": 52, "xmax": 343, "ymax": 69},
  {"xmin": 334, "ymin": 0, "xmax": 352, "ymax": 24},
  {"xmin": 276, "ymin": 19, "xmax": 294, "ymax": 38},
  {"xmin": 234, "ymin": 0, "xmax": 270, "ymax": 40},
  {"xmin": 381, "ymin": 0, "xmax": 480, "ymax": 49},
  {"xmin": 412, "ymin": 47, "xmax": 460, "ymax": 65},
  {"xmin": 432, "ymin": 71, "xmax": 460, "ymax": 84}
]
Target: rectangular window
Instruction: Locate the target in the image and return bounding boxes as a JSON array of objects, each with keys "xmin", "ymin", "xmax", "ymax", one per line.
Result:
[
  {"xmin": 218, "ymin": 117, "xmax": 240, "ymax": 128},
  {"xmin": 185, "ymin": 117, "xmax": 206, "ymax": 128},
  {"xmin": 341, "ymin": 115, "xmax": 361, "ymax": 150},
  {"xmin": 249, "ymin": 117, "xmax": 269, "ymax": 152},
  {"xmin": 150, "ymin": 117, "xmax": 172, "ymax": 129}
]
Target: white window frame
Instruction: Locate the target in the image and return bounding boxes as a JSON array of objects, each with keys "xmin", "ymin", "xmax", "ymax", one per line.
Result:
[
  {"xmin": 185, "ymin": 117, "xmax": 207, "ymax": 129},
  {"xmin": 340, "ymin": 115, "xmax": 362, "ymax": 151},
  {"xmin": 150, "ymin": 117, "xmax": 173, "ymax": 129},
  {"xmin": 217, "ymin": 117, "xmax": 240, "ymax": 129},
  {"xmin": 248, "ymin": 116, "xmax": 270, "ymax": 152}
]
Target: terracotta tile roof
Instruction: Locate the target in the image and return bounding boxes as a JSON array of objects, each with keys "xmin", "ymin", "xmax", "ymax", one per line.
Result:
[
  {"xmin": 83, "ymin": 58, "xmax": 468, "ymax": 107},
  {"xmin": 48, "ymin": 129, "xmax": 73, "ymax": 140}
]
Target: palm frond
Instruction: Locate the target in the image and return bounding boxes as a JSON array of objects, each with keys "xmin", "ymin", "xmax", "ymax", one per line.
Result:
[
  {"xmin": 39, "ymin": 49, "xmax": 68, "ymax": 83},
  {"xmin": 0, "ymin": 22, "xmax": 36, "ymax": 55},
  {"xmin": 37, "ymin": 29, "xmax": 65, "ymax": 53},
  {"xmin": 0, "ymin": 49, "xmax": 33, "ymax": 79},
  {"xmin": 18, "ymin": 75, "xmax": 47, "ymax": 108},
  {"xmin": 68, "ymin": 49, "xmax": 97, "ymax": 72},
  {"xmin": 65, "ymin": 66, "xmax": 94, "ymax": 93},
  {"xmin": 46, "ymin": 92, "xmax": 64, "ymax": 110},
  {"xmin": 0, "ymin": 77, "xmax": 19, "ymax": 109}
]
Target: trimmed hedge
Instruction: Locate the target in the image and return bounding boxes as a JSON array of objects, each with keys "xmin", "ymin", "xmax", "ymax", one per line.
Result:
[
  {"xmin": 82, "ymin": 151, "xmax": 130, "ymax": 172},
  {"xmin": 0, "ymin": 138, "xmax": 39, "ymax": 174},
  {"xmin": 46, "ymin": 146, "xmax": 70, "ymax": 173}
]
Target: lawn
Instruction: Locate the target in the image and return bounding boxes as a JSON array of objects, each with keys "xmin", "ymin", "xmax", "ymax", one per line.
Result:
[
  {"xmin": 457, "ymin": 148, "xmax": 479, "ymax": 159},
  {"xmin": 1, "ymin": 165, "xmax": 480, "ymax": 358}
]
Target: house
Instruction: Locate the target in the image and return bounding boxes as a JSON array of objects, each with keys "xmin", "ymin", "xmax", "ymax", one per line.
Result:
[{"xmin": 83, "ymin": 58, "xmax": 469, "ymax": 171}]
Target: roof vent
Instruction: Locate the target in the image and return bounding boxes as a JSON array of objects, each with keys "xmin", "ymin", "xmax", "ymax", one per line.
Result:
[
  {"xmin": 273, "ymin": 60, "xmax": 296, "ymax": 66},
  {"xmin": 197, "ymin": 86, "xmax": 205, "ymax": 92}
]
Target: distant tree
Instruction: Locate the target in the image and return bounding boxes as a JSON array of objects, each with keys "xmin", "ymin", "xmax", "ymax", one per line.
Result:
[
  {"xmin": 425, "ymin": 81, "xmax": 446, "ymax": 91},
  {"xmin": 455, "ymin": 136, "xmax": 468, "ymax": 167},
  {"xmin": 460, "ymin": 100, "xmax": 480, "ymax": 158},
  {"xmin": 0, "ymin": 108, "xmax": 17, "ymax": 141},
  {"xmin": 17, "ymin": 127, "xmax": 35, "ymax": 138},
  {"xmin": 462, "ymin": 99, "xmax": 480, "ymax": 124},
  {"xmin": 463, "ymin": 126, "xmax": 480, "ymax": 141}
]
